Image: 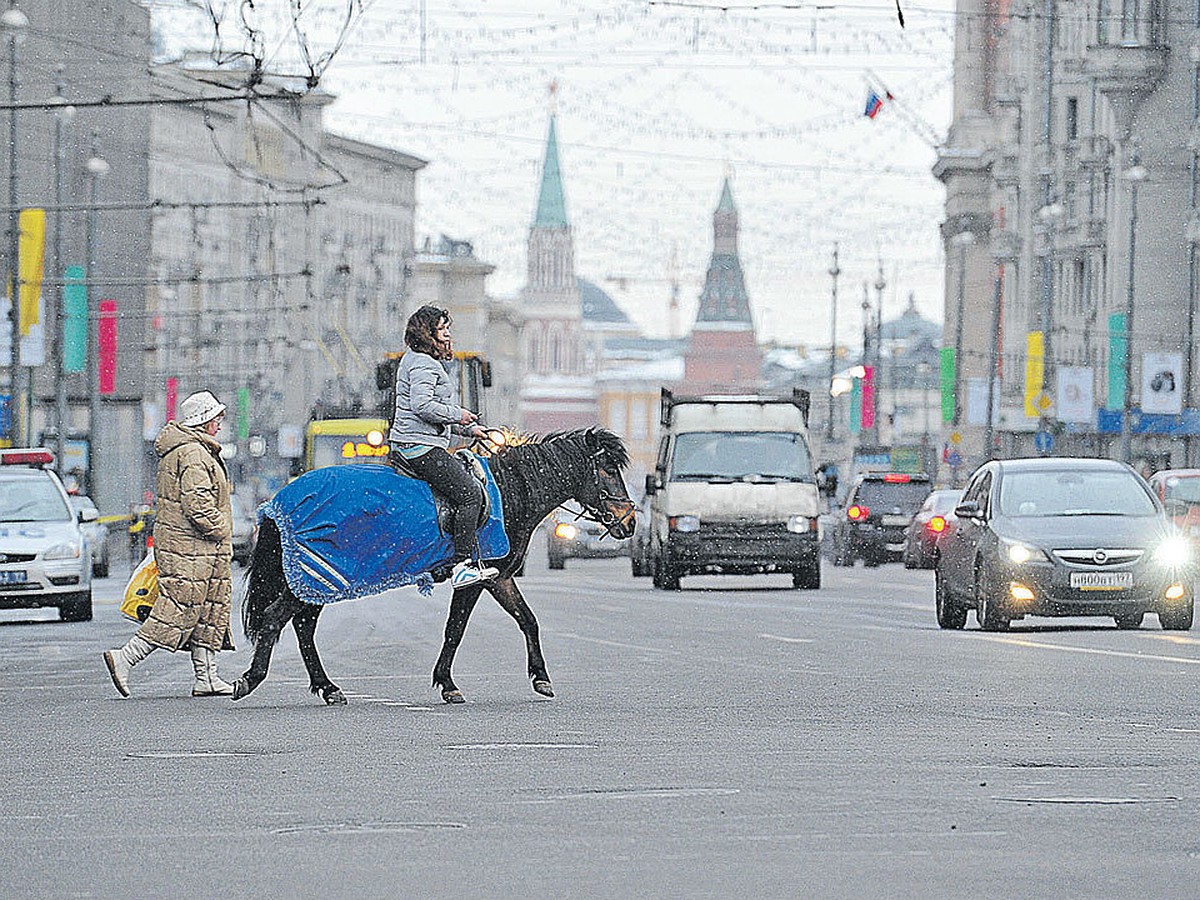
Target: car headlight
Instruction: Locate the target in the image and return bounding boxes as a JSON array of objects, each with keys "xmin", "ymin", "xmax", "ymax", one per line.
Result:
[
  {"xmin": 1154, "ymin": 536, "xmax": 1191, "ymax": 567},
  {"xmin": 553, "ymin": 523, "xmax": 578, "ymax": 541},
  {"xmin": 786, "ymin": 515, "xmax": 818, "ymax": 534},
  {"xmin": 1002, "ymin": 538, "xmax": 1047, "ymax": 565},
  {"xmin": 44, "ymin": 541, "xmax": 81, "ymax": 561},
  {"xmin": 669, "ymin": 515, "xmax": 700, "ymax": 533}
]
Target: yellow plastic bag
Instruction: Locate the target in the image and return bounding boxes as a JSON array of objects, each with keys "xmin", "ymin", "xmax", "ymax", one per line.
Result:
[{"xmin": 121, "ymin": 550, "xmax": 159, "ymax": 624}]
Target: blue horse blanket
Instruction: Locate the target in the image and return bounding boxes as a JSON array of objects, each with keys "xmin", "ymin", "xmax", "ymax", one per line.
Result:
[{"xmin": 258, "ymin": 458, "xmax": 509, "ymax": 603}]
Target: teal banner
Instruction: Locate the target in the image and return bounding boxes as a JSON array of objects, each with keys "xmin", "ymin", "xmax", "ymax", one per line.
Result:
[
  {"xmin": 939, "ymin": 346, "xmax": 956, "ymax": 424},
  {"xmin": 63, "ymin": 266, "xmax": 87, "ymax": 373},
  {"xmin": 849, "ymin": 379, "xmax": 861, "ymax": 434},
  {"xmin": 237, "ymin": 386, "xmax": 250, "ymax": 441},
  {"xmin": 1107, "ymin": 313, "xmax": 1126, "ymax": 411}
]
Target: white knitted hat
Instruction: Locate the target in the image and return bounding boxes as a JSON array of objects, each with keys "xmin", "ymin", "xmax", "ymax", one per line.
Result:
[{"xmin": 178, "ymin": 390, "xmax": 226, "ymax": 427}]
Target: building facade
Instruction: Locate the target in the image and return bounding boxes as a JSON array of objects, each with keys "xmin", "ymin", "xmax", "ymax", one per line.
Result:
[{"xmin": 936, "ymin": 0, "xmax": 1199, "ymax": 474}]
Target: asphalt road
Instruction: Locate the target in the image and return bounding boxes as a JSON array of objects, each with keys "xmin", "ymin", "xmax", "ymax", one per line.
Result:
[{"xmin": 4, "ymin": 548, "xmax": 1200, "ymax": 898}]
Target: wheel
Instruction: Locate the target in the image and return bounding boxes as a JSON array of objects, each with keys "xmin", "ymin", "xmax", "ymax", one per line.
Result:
[
  {"xmin": 631, "ymin": 547, "xmax": 650, "ymax": 577},
  {"xmin": 975, "ymin": 567, "xmax": 1009, "ymax": 632},
  {"xmin": 903, "ymin": 545, "xmax": 917, "ymax": 569},
  {"xmin": 548, "ymin": 553, "xmax": 565, "ymax": 571},
  {"xmin": 831, "ymin": 535, "xmax": 852, "ymax": 567},
  {"xmin": 1114, "ymin": 612, "xmax": 1144, "ymax": 629},
  {"xmin": 59, "ymin": 591, "xmax": 93, "ymax": 622},
  {"xmin": 793, "ymin": 558, "xmax": 821, "ymax": 590},
  {"xmin": 1159, "ymin": 595, "xmax": 1194, "ymax": 630},
  {"xmin": 93, "ymin": 548, "xmax": 109, "ymax": 579},
  {"xmin": 653, "ymin": 554, "xmax": 680, "ymax": 591},
  {"xmin": 864, "ymin": 549, "xmax": 881, "ymax": 568},
  {"xmin": 935, "ymin": 569, "xmax": 967, "ymax": 629}
]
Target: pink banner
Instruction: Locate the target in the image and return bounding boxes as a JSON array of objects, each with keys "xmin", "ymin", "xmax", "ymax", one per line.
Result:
[
  {"xmin": 99, "ymin": 300, "xmax": 117, "ymax": 395},
  {"xmin": 861, "ymin": 365, "xmax": 875, "ymax": 430},
  {"xmin": 166, "ymin": 376, "xmax": 178, "ymax": 423}
]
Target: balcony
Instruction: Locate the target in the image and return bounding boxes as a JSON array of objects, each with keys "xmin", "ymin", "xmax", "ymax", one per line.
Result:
[{"xmin": 1085, "ymin": 1, "xmax": 1169, "ymax": 134}]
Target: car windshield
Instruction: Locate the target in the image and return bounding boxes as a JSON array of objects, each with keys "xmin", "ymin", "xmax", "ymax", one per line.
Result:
[
  {"xmin": 0, "ymin": 476, "xmax": 71, "ymax": 522},
  {"xmin": 670, "ymin": 431, "xmax": 813, "ymax": 482},
  {"xmin": 1162, "ymin": 476, "xmax": 1200, "ymax": 505},
  {"xmin": 854, "ymin": 480, "xmax": 930, "ymax": 513},
  {"xmin": 998, "ymin": 469, "xmax": 1158, "ymax": 517}
]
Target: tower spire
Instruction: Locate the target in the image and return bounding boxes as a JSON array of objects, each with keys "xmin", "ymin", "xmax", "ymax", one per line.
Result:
[{"xmin": 533, "ymin": 115, "xmax": 569, "ymax": 228}]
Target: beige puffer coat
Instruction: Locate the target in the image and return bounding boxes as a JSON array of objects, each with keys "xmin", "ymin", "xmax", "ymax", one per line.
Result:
[{"xmin": 137, "ymin": 422, "xmax": 234, "ymax": 652}]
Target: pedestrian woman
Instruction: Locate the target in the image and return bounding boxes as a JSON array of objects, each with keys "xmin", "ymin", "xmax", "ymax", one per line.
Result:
[
  {"xmin": 103, "ymin": 390, "xmax": 236, "ymax": 697},
  {"xmin": 390, "ymin": 305, "xmax": 497, "ymax": 589}
]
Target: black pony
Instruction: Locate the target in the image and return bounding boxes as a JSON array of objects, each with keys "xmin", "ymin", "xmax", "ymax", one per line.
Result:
[{"xmin": 233, "ymin": 428, "xmax": 636, "ymax": 704}]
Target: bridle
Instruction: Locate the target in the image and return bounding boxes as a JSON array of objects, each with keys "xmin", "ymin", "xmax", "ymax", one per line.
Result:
[{"xmin": 562, "ymin": 450, "xmax": 636, "ymax": 538}]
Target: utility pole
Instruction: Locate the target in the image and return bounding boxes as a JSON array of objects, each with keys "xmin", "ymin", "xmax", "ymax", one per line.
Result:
[
  {"xmin": 1120, "ymin": 155, "xmax": 1148, "ymax": 465},
  {"xmin": 85, "ymin": 135, "xmax": 108, "ymax": 495},
  {"xmin": 3, "ymin": 1, "xmax": 26, "ymax": 445},
  {"xmin": 826, "ymin": 243, "xmax": 840, "ymax": 441},
  {"xmin": 51, "ymin": 71, "xmax": 71, "ymax": 476},
  {"xmin": 874, "ymin": 260, "xmax": 886, "ymax": 441}
]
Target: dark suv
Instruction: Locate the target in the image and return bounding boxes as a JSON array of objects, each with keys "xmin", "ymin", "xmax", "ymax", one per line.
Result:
[{"xmin": 831, "ymin": 472, "xmax": 932, "ymax": 567}]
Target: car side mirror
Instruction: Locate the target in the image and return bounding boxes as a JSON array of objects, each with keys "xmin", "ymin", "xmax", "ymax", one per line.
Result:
[
  {"xmin": 644, "ymin": 473, "xmax": 658, "ymax": 496},
  {"xmin": 954, "ymin": 500, "xmax": 982, "ymax": 520},
  {"xmin": 78, "ymin": 508, "xmax": 99, "ymax": 524}
]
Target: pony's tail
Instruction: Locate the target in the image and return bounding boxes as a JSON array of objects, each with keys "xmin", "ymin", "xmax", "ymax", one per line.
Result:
[{"xmin": 242, "ymin": 516, "xmax": 285, "ymax": 646}]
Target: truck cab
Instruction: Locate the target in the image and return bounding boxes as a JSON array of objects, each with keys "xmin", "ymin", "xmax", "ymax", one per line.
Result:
[{"xmin": 644, "ymin": 389, "xmax": 821, "ymax": 590}]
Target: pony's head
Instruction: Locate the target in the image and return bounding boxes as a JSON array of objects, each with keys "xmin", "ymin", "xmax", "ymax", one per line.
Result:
[{"xmin": 571, "ymin": 428, "xmax": 637, "ymax": 540}]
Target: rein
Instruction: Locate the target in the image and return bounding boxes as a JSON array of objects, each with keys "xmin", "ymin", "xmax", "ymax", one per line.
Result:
[{"xmin": 557, "ymin": 450, "xmax": 635, "ymax": 539}]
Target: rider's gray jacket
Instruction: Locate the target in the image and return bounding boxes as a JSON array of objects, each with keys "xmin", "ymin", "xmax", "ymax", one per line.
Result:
[{"xmin": 389, "ymin": 350, "xmax": 469, "ymax": 450}]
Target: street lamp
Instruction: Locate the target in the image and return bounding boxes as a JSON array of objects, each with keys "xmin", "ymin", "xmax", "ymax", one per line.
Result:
[
  {"xmin": 826, "ymin": 243, "xmax": 840, "ymax": 441},
  {"xmin": 1036, "ymin": 200, "xmax": 1064, "ymax": 410},
  {"xmin": 1120, "ymin": 157, "xmax": 1148, "ymax": 465},
  {"xmin": 950, "ymin": 230, "xmax": 975, "ymax": 430},
  {"xmin": 85, "ymin": 138, "xmax": 108, "ymax": 495},
  {"xmin": 50, "ymin": 72, "xmax": 74, "ymax": 475},
  {"xmin": 2, "ymin": 0, "xmax": 27, "ymax": 444}
]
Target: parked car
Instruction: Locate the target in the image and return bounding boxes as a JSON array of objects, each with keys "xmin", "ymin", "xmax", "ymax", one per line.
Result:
[
  {"xmin": 1147, "ymin": 469, "xmax": 1200, "ymax": 543},
  {"xmin": 936, "ymin": 457, "xmax": 1193, "ymax": 632},
  {"xmin": 902, "ymin": 489, "xmax": 962, "ymax": 569},
  {"xmin": 548, "ymin": 506, "xmax": 630, "ymax": 570},
  {"xmin": 230, "ymin": 493, "xmax": 258, "ymax": 565},
  {"xmin": 69, "ymin": 495, "xmax": 110, "ymax": 578},
  {"xmin": 0, "ymin": 448, "xmax": 93, "ymax": 621},
  {"xmin": 830, "ymin": 472, "xmax": 932, "ymax": 567}
]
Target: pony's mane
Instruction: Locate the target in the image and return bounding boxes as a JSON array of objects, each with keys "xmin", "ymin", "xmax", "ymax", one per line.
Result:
[{"xmin": 492, "ymin": 426, "xmax": 630, "ymax": 472}]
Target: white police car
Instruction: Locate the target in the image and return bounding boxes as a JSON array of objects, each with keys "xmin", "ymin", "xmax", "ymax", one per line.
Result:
[{"xmin": 0, "ymin": 448, "xmax": 93, "ymax": 621}]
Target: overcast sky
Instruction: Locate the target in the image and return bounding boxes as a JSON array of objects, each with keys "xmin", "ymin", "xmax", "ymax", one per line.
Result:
[{"xmin": 151, "ymin": 0, "xmax": 956, "ymax": 349}]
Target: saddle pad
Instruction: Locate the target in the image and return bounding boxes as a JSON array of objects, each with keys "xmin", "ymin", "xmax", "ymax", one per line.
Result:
[{"xmin": 259, "ymin": 458, "xmax": 509, "ymax": 603}]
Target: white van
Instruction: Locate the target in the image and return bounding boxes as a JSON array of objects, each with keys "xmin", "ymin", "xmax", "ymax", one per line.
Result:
[{"xmin": 643, "ymin": 389, "xmax": 821, "ymax": 590}]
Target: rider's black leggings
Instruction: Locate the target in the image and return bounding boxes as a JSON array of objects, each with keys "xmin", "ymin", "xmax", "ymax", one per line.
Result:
[{"xmin": 403, "ymin": 448, "xmax": 483, "ymax": 563}]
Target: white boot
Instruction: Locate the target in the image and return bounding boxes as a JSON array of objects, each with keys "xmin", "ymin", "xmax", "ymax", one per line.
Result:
[
  {"xmin": 103, "ymin": 634, "xmax": 156, "ymax": 698},
  {"xmin": 190, "ymin": 646, "xmax": 234, "ymax": 697}
]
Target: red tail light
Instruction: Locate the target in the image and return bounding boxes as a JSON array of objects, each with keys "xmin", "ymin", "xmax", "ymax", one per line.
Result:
[
  {"xmin": 847, "ymin": 505, "xmax": 868, "ymax": 520},
  {"xmin": 926, "ymin": 515, "xmax": 947, "ymax": 534},
  {"xmin": 883, "ymin": 473, "xmax": 911, "ymax": 483}
]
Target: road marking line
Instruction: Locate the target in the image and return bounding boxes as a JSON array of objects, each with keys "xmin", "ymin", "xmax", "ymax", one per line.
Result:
[
  {"xmin": 556, "ymin": 632, "xmax": 683, "ymax": 655},
  {"xmin": 977, "ymin": 634, "xmax": 1200, "ymax": 665},
  {"xmin": 759, "ymin": 633, "xmax": 813, "ymax": 644}
]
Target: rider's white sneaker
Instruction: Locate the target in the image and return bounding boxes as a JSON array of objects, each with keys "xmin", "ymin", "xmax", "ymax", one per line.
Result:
[{"xmin": 450, "ymin": 560, "xmax": 499, "ymax": 589}]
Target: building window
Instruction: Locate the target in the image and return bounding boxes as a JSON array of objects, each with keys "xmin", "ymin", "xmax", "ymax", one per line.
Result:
[
  {"xmin": 1120, "ymin": 0, "xmax": 1139, "ymax": 43},
  {"xmin": 1066, "ymin": 97, "xmax": 1079, "ymax": 140},
  {"xmin": 630, "ymin": 398, "xmax": 648, "ymax": 441}
]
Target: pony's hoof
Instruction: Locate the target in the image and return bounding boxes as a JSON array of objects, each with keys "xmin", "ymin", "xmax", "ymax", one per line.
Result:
[
  {"xmin": 533, "ymin": 680, "xmax": 555, "ymax": 698},
  {"xmin": 231, "ymin": 678, "xmax": 250, "ymax": 701},
  {"xmin": 323, "ymin": 688, "xmax": 347, "ymax": 706},
  {"xmin": 442, "ymin": 689, "xmax": 465, "ymax": 704}
]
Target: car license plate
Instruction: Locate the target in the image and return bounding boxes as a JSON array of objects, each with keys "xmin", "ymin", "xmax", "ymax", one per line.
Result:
[
  {"xmin": 0, "ymin": 570, "xmax": 26, "ymax": 584},
  {"xmin": 1070, "ymin": 571, "xmax": 1133, "ymax": 591}
]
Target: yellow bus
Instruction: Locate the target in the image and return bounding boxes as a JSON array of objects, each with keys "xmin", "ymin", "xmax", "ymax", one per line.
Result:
[{"xmin": 303, "ymin": 417, "xmax": 389, "ymax": 472}]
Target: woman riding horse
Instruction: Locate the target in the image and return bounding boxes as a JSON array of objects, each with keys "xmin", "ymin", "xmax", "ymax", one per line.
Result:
[{"xmin": 234, "ymin": 427, "xmax": 636, "ymax": 705}]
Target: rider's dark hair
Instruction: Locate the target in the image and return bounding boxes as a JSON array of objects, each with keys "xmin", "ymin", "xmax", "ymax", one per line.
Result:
[{"xmin": 405, "ymin": 305, "xmax": 452, "ymax": 360}]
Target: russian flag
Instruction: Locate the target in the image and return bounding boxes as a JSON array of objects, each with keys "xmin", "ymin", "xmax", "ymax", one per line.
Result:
[{"xmin": 864, "ymin": 89, "xmax": 884, "ymax": 119}]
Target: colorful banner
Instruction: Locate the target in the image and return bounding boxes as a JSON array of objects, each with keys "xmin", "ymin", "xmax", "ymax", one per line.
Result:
[
  {"xmin": 1141, "ymin": 352, "xmax": 1183, "ymax": 415},
  {"xmin": 939, "ymin": 346, "xmax": 955, "ymax": 424},
  {"xmin": 1024, "ymin": 331, "xmax": 1045, "ymax": 418},
  {"xmin": 1107, "ymin": 313, "xmax": 1126, "ymax": 411},
  {"xmin": 166, "ymin": 377, "xmax": 178, "ymax": 423},
  {"xmin": 237, "ymin": 386, "xmax": 250, "ymax": 441},
  {"xmin": 63, "ymin": 266, "xmax": 87, "ymax": 373},
  {"xmin": 861, "ymin": 365, "xmax": 875, "ymax": 430},
  {"xmin": 17, "ymin": 208, "xmax": 46, "ymax": 366},
  {"xmin": 99, "ymin": 300, "xmax": 117, "ymax": 395},
  {"xmin": 849, "ymin": 378, "xmax": 862, "ymax": 434}
]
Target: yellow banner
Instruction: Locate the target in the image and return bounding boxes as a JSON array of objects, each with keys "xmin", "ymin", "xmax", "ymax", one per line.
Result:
[
  {"xmin": 18, "ymin": 208, "xmax": 45, "ymax": 336},
  {"xmin": 1024, "ymin": 331, "xmax": 1044, "ymax": 418}
]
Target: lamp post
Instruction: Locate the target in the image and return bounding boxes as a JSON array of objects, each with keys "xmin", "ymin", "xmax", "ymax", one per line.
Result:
[
  {"xmin": 2, "ymin": 0, "xmax": 26, "ymax": 444},
  {"xmin": 50, "ymin": 72, "xmax": 74, "ymax": 476},
  {"xmin": 950, "ymin": 230, "xmax": 975, "ymax": 429},
  {"xmin": 85, "ymin": 138, "xmax": 108, "ymax": 495},
  {"xmin": 826, "ymin": 243, "xmax": 840, "ymax": 441},
  {"xmin": 1120, "ymin": 157, "xmax": 1148, "ymax": 465}
]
